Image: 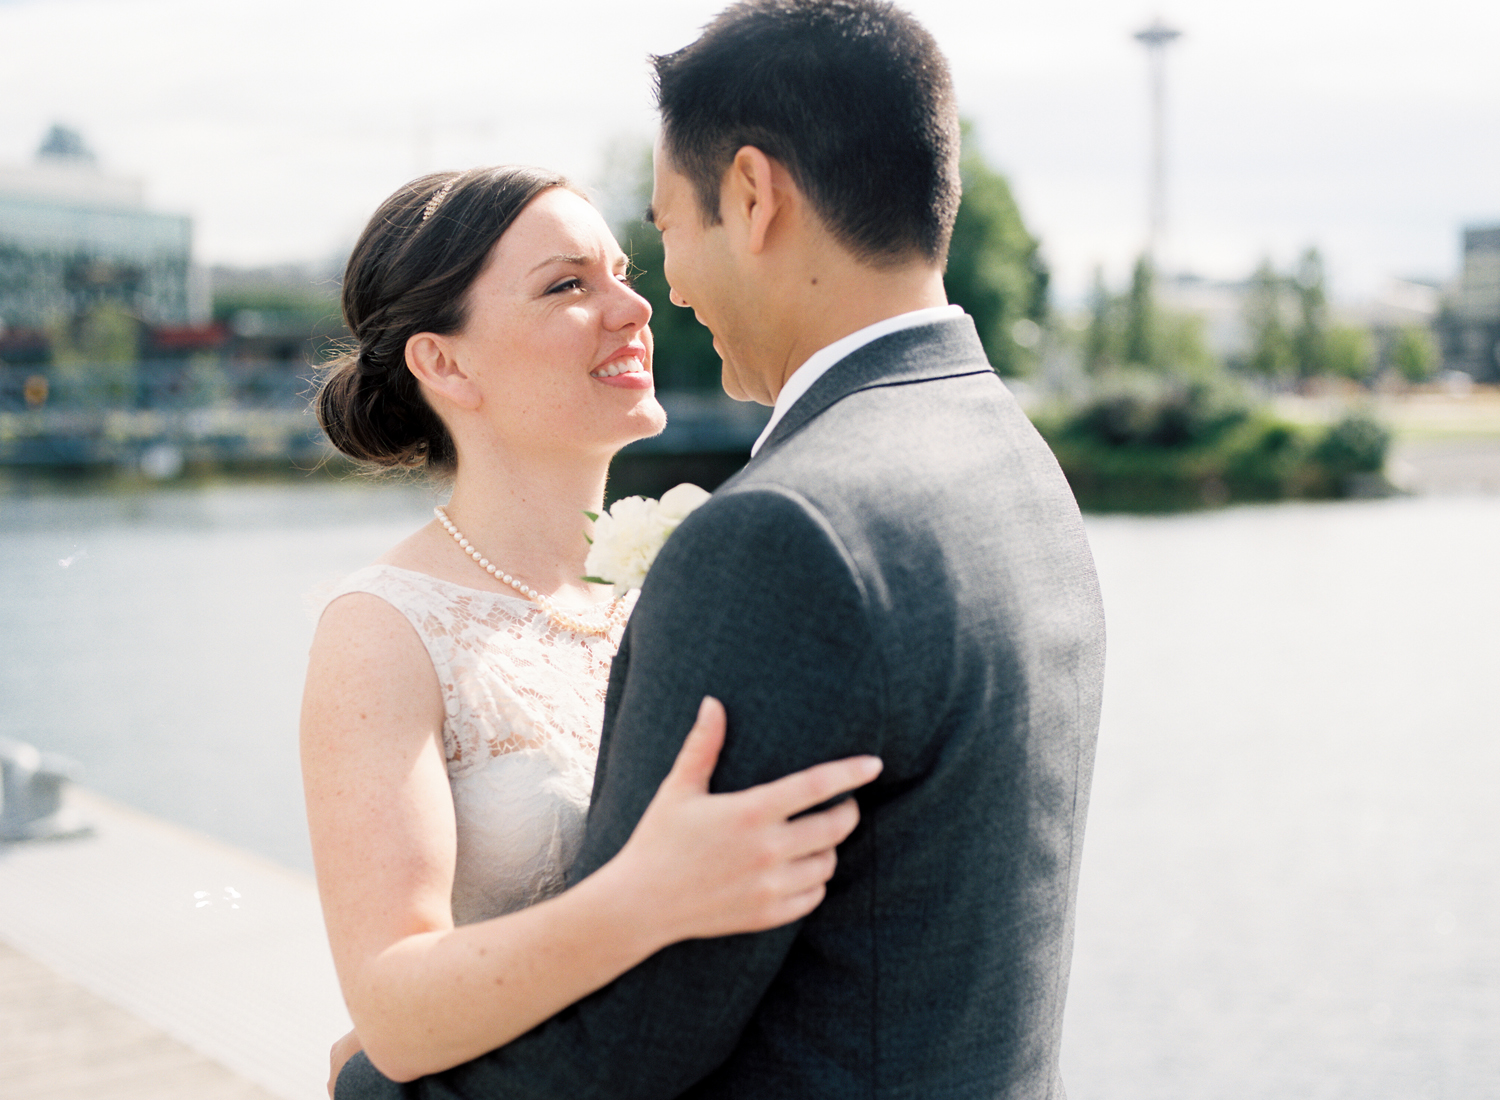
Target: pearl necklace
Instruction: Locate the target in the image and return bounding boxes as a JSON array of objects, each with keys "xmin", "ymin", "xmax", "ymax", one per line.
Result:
[{"xmin": 433, "ymin": 505, "xmax": 625, "ymax": 638}]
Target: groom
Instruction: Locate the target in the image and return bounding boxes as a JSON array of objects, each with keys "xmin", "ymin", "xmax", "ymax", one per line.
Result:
[{"xmin": 341, "ymin": 0, "xmax": 1104, "ymax": 1096}]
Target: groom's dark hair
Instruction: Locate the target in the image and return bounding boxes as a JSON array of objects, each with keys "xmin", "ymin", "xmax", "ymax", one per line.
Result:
[{"xmin": 652, "ymin": 0, "xmax": 961, "ymax": 267}]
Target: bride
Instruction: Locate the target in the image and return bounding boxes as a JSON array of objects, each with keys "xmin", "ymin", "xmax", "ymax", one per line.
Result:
[{"xmin": 301, "ymin": 166, "xmax": 880, "ymax": 1091}]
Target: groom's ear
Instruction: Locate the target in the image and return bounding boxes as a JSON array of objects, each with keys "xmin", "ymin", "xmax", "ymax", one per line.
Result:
[
  {"xmin": 722, "ymin": 145, "xmax": 788, "ymax": 256},
  {"xmin": 406, "ymin": 333, "xmax": 482, "ymax": 411}
]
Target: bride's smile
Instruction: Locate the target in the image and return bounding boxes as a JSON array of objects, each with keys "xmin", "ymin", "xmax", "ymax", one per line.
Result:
[{"xmin": 589, "ymin": 342, "xmax": 651, "ymax": 385}]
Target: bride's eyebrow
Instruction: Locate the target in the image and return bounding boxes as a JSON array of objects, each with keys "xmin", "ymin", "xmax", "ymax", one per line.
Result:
[{"xmin": 528, "ymin": 253, "xmax": 591, "ymax": 274}]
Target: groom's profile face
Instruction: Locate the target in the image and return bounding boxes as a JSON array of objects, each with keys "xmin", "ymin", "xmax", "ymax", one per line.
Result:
[{"xmin": 649, "ymin": 135, "xmax": 760, "ymax": 403}]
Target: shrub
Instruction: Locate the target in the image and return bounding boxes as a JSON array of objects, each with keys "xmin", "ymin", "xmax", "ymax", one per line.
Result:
[
  {"xmin": 1032, "ymin": 395, "xmax": 1392, "ymax": 511},
  {"xmin": 1062, "ymin": 370, "xmax": 1249, "ymax": 449},
  {"xmin": 1312, "ymin": 414, "xmax": 1390, "ymax": 481}
]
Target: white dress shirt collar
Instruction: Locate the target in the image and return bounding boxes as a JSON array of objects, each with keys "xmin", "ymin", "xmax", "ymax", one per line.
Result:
[{"xmin": 750, "ymin": 304, "xmax": 963, "ymax": 456}]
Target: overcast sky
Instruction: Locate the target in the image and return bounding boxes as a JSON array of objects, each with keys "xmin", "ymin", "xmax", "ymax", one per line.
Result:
[{"xmin": 2, "ymin": 0, "xmax": 1497, "ymax": 303}]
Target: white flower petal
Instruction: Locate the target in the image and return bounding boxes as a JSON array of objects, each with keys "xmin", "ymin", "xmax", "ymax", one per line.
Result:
[{"xmin": 658, "ymin": 483, "xmax": 711, "ymax": 521}]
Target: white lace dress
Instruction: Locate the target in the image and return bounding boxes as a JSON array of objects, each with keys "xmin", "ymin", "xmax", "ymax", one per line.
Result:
[{"xmin": 323, "ymin": 564, "xmax": 636, "ymax": 925}]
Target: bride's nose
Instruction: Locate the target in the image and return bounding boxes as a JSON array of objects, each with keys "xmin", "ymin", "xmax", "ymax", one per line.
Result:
[{"xmin": 609, "ymin": 279, "xmax": 652, "ymax": 330}]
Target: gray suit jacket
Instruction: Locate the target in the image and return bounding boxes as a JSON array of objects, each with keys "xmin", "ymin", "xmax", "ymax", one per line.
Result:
[{"xmin": 339, "ymin": 315, "xmax": 1105, "ymax": 1100}]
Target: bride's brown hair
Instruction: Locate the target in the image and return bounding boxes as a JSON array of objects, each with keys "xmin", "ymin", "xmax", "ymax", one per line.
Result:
[{"xmin": 317, "ymin": 165, "xmax": 571, "ymax": 471}]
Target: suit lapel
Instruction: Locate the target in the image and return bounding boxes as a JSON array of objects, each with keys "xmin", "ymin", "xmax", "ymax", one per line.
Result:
[{"xmin": 753, "ymin": 315, "xmax": 995, "ymax": 457}]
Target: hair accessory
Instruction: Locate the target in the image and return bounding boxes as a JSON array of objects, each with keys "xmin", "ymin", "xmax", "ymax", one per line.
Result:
[{"xmin": 421, "ymin": 179, "xmax": 457, "ymax": 223}]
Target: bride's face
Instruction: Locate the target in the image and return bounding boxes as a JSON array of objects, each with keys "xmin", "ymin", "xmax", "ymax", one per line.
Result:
[{"xmin": 444, "ymin": 188, "xmax": 664, "ymax": 458}]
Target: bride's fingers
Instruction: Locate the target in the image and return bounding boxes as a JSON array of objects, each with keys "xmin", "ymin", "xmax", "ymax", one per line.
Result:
[
  {"xmin": 777, "ymin": 848, "xmax": 839, "ymax": 893},
  {"xmin": 757, "ymin": 882, "xmax": 829, "ymax": 929},
  {"xmin": 752, "ymin": 755, "xmax": 882, "ymax": 820},
  {"xmin": 772, "ymin": 883, "xmax": 830, "ymax": 925},
  {"xmin": 779, "ymin": 797, "xmax": 862, "ymax": 858},
  {"xmin": 661, "ymin": 696, "xmax": 727, "ymax": 795},
  {"xmin": 764, "ymin": 855, "xmax": 841, "ymax": 923}
]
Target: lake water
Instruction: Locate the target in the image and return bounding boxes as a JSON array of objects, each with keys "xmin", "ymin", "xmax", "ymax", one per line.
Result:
[
  {"xmin": 1, "ymin": 478, "xmax": 1496, "ymax": 1097},
  {"xmin": 0, "ymin": 477, "xmax": 446, "ymax": 872}
]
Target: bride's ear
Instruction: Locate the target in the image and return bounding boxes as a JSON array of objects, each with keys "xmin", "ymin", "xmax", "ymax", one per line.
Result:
[{"xmin": 406, "ymin": 332, "xmax": 481, "ymax": 411}]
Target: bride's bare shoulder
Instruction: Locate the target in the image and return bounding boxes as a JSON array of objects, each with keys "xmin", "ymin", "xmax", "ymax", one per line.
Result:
[
  {"xmin": 373, "ymin": 519, "xmax": 483, "ymax": 589},
  {"xmin": 305, "ymin": 592, "xmax": 441, "ymax": 726},
  {"xmin": 375, "ymin": 520, "xmax": 446, "ymax": 573}
]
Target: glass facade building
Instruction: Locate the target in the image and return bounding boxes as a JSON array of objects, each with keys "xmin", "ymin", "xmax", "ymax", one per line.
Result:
[{"xmin": 0, "ymin": 157, "xmax": 192, "ymax": 329}]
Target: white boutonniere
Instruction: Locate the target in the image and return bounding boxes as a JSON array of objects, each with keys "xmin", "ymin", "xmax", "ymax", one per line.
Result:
[{"xmin": 584, "ymin": 483, "xmax": 712, "ymax": 596}]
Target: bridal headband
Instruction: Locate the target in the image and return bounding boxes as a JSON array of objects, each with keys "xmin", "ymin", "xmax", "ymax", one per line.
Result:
[{"xmin": 421, "ymin": 178, "xmax": 457, "ymax": 222}]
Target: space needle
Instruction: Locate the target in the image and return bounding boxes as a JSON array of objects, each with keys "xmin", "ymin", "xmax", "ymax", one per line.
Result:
[{"xmin": 1134, "ymin": 18, "xmax": 1183, "ymax": 266}]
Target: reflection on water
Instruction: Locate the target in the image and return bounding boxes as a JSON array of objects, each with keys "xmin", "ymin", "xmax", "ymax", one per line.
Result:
[{"xmin": 1, "ymin": 480, "xmax": 1495, "ymax": 1096}]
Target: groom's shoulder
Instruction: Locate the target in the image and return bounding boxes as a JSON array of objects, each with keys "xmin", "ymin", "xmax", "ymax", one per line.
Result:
[
  {"xmin": 743, "ymin": 367, "xmax": 1036, "ymax": 499},
  {"xmin": 764, "ymin": 333, "xmax": 1028, "ymax": 467},
  {"xmin": 667, "ymin": 478, "xmax": 854, "ymax": 566},
  {"xmin": 632, "ymin": 479, "xmax": 876, "ymax": 646},
  {"xmin": 720, "ymin": 351, "xmax": 1087, "ymax": 578}
]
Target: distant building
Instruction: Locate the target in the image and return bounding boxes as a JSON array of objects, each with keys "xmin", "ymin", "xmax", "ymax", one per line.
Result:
[
  {"xmin": 1436, "ymin": 225, "xmax": 1500, "ymax": 382},
  {"xmin": 0, "ymin": 125, "xmax": 196, "ymax": 335}
]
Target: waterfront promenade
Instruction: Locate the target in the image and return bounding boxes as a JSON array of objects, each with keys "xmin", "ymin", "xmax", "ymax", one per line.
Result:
[{"xmin": 0, "ymin": 791, "xmax": 347, "ymax": 1100}]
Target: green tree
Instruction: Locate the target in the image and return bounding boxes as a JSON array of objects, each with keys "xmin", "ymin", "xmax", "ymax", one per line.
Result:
[
  {"xmin": 1326, "ymin": 325, "xmax": 1375, "ymax": 381},
  {"xmin": 210, "ymin": 285, "xmax": 334, "ymax": 325},
  {"xmin": 1157, "ymin": 311, "xmax": 1221, "ymax": 380},
  {"xmin": 1084, "ymin": 266, "xmax": 1113, "ymax": 373},
  {"xmin": 944, "ymin": 124, "xmax": 1048, "ymax": 377},
  {"xmin": 1082, "ymin": 263, "xmax": 1217, "ymax": 379},
  {"xmin": 1292, "ymin": 248, "xmax": 1329, "ymax": 379},
  {"xmin": 1392, "ymin": 325, "xmax": 1438, "ymax": 384},
  {"xmin": 1122, "ymin": 254, "xmax": 1156, "ymax": 368},
  {"xmin": 1243, "ymin": 259, "xmax": 1294, "ymax": 380}
]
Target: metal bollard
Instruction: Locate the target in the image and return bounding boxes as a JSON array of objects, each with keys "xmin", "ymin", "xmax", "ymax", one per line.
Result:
[{"xmin": 0, "ymin": 739, "xmax": 93, "ymax": 842}]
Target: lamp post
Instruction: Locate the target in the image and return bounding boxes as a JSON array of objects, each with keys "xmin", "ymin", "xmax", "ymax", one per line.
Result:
[{"xmin": 1134, "ymin": 18, "xmax": 1182, "ymax": 267}]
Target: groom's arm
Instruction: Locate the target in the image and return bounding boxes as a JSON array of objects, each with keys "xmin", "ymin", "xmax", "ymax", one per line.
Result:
[{"xmin": 337, "ymin": 485, "xmax": 886, "ymax": 1100}]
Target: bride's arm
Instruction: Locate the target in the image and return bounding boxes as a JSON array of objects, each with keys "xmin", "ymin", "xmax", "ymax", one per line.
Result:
[{"xmin": 301, "ymin": 593, "xmax": 877, "ymax": 1085}]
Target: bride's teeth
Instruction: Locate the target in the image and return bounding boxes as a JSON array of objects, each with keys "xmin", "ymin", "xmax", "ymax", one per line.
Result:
[{"xmin": 592, "ymin": 360, "xmax": 643, "ymax": 378}]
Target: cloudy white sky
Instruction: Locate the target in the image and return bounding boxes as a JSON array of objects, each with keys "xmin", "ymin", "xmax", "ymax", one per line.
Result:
[{"xmin": 2, "ymin": 0, "xmax": 1497, "ymax": 303}]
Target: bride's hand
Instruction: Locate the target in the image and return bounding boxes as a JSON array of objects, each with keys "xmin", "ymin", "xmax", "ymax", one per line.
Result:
[{"xmin": 612, "ymin": 696, "xmax": 881, "ymax": 944}]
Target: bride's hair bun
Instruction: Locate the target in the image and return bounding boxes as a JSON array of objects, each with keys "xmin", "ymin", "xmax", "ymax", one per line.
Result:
[{"xmin": 316, "ymin": 165, "xmax": 571, "ymax": 471}]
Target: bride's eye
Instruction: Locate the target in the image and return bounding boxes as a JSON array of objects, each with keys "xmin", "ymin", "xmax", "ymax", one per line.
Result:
[{"xmin": 546, "ymin": 277, "xmax": 583, "ymax": 294}]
